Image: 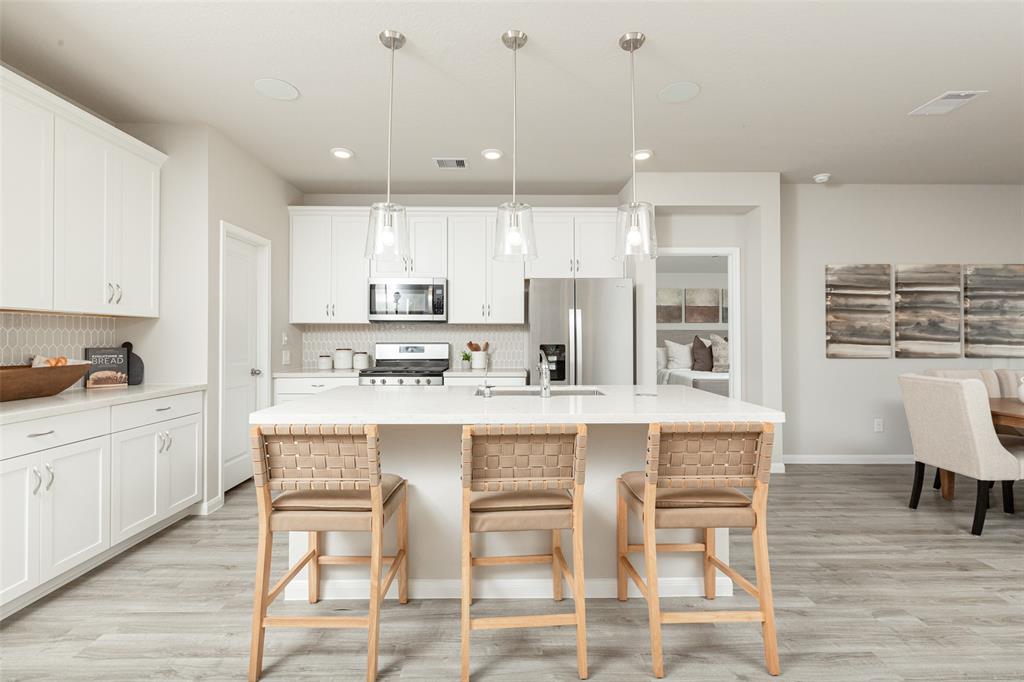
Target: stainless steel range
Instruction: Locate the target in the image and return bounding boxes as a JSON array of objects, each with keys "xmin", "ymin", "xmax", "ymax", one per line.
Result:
[{"xmin": 358, "ymin": 342, "xmax": 449, "ymax": 386}]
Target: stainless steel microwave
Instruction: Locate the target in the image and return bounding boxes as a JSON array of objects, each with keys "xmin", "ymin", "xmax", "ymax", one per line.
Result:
[{"xmin": 368, "ymin": 278, "xmax": 447, "ymax": 322}]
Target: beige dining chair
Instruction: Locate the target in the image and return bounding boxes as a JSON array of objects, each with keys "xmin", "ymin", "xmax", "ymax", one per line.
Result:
[
  {"xmin": 459, "ymin": 423, "xmax": 588, "ymax": 681},
  {"xmin": 616, "ymin": 421, "xmax": 779, "ymax": 677},
  {"xmin": 899, "ymin": 374, "xmax": 1024, "ymax": 535},
  {"xmin": 248, "ymin": 424, "xmax": 409, "ymax": 682}
]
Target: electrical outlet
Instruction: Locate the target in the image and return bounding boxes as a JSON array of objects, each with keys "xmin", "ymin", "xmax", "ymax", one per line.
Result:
[
  {"xmin": 282, "ymin": 349, "xmax": 291, "ymax": 365},
  {"xmin": 874, "ymin": 418, "xmax": 884, "ymax": 433}
]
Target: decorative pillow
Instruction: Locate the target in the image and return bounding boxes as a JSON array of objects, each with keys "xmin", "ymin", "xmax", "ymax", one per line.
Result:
[
  {"xmin": 709, "ymin": 334, "xmax": 730, "ymax": 373},
  {"xmin": 691, "ymin": 335, "xmax": 713, "ymax": 372},
  {"xmin": 656, "ymin": 347, "xmax": 668, "ymax": 370},
  {"xmin": 664, "ymin": 339, "xmax": 693, "ymax": 369}
]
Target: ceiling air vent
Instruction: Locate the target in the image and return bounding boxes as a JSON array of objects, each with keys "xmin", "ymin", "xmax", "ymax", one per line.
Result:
[
  {"xmin": 908, "ymin": 90, "xmax": 987, "ymax": 116},
  {"xmin": 433, "ymin": 157, "xmax": 468, "ymax": 169}
]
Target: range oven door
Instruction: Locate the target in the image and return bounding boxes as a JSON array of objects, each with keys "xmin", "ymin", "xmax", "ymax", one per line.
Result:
[{"xmin": 368, "ymin": 278, "xmax": 447, "ymax": 321}]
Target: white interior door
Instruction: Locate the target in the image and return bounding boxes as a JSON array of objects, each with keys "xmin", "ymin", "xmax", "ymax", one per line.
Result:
[{"xmin": 222, "ymin": 232, "xmax": 263, "ymax": 491}]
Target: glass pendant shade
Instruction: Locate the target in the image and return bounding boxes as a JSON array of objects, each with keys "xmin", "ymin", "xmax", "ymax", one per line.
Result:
[
  {"xmin": 494, "ymin": 202, "xmax": 537, "ymax": 261},
  {"xmin": 614, "ymin": 200, "xmax": 656, "ymax": 259},
  {"xmin": 365, "ymin": 202, "xmax": 409, "ymax": 262}
]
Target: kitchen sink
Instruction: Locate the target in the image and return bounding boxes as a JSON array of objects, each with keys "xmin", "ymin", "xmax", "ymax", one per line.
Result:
[{"xmin": 474, "ymin": 386, "xmax": 605, "ymax": 397}]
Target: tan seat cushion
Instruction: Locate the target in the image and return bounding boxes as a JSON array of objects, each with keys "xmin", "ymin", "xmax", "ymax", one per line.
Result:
[
  {"xmin": 469, "ymin": 489, "xmax": 574, "ymax": 532},
  {"xmin": 620, "ymin": 471, "xmax": 752, "ymax": 508},
  {"xmin": 617, "ymin": 473, "xmax": 755, "ymax": 529},
  {"xmin": 272, "ymin": 473, "xmax": 404, "ymax": 511},
  {"xmin": 269, "ymin": 475, "xmax": 406, "ymax": 532},
  {"xmin": 470, "ymin": 489, "xmax": 573, "ymax": 512}
]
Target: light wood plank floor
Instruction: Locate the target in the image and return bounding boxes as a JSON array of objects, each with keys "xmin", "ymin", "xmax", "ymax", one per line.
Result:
[{"xmin": 2, "ymin": 465, "xmax": 1022, "ymax": 680}]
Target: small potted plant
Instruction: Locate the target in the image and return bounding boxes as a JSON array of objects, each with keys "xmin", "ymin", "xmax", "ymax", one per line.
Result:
[{"xmin": 460, "ymin": 350, "xmax": 472, "ymax": 370}]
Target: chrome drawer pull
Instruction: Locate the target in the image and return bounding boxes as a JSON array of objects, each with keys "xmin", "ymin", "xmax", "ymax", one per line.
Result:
[
  {"xmin": 311, "ymin": 384, "xmax": 325, "ymax": 388},
  {"xmin": 27, "ymin": 430, "xmax": 55, "ymax": 438},
  {"xmin": 155, "ymin": 406, "xmax": 172, "ymax": 412}
]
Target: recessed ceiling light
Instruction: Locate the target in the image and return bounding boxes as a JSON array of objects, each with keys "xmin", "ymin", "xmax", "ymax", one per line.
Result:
[
  {"xmin": 633, "ymin": 148, "xmax": 654, "ymax": 161},
  {"xmin": 481, "ymin": 148, "xmax": 504, "ymax": 160},
  {"xmin": 330, "ymin": 147, "xmax": 354, "ymax": 159},
  {"xmin": 658, "ymin": 81, "xmax": 700, "ymax": 104},
  {"xmin": 254, "ymin": 77, "xmax": 300, "ymax": 101},
  {"xmin": 812, "ymin": 173, "xmax": 831, "ymax": 184}
]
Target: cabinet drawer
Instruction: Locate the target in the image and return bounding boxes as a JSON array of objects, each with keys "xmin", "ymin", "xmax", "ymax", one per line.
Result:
[
  {"xmin": 274, "ymin": 378, "xmax": 357, "ymax": 394},
  {"xmin": 1, "ymin": 407, "xmax": 109, "ymax": 460},
  {"xmin": 111, "ymin": 391, "xmax": 202, "ymax": 433}
]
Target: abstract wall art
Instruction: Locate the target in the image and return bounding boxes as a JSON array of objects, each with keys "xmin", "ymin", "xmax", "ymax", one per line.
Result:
[
  {"xmin": 894, "ymin": 264, "xmax": 962, "ymax": 358},
  {"xmin": 656, "ymin": 288, "xmax": 683, "ymax": 323},
  {"xmin": 684, "ymin": 288, "xmax": 721, "ymax": 323},
  {"xmin": 964, "ymin": 264, "xmax": 1024, "ymax": 358},
  {"xmin": 825, "ymin": 264, "xmax": 892, "ymax": 358}
]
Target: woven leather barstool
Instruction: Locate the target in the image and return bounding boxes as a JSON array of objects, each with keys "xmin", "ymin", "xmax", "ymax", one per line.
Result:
[
  {"xmin": 616, "ymin": 422, "xmax": 779, "ymax": 677},
  {"xmin": 248, "ymin": 424, "xmax": 409, "ymax": 682},
  {"xmin": 460, "ymin": 424, "xmax": 589, "ymax": 681}
]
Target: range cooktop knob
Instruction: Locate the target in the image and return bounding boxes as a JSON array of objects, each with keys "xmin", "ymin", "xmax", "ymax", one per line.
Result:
[
  {"xmin": 398, "ymin": 378, "xmax": 404, "ymax": 385},
  {"xmin": 415, "ymin": 378, "xmax": 421, "ymax": 385},
  {"xmin": 369, "ymin": 378, "xmax": 376, "ymax": 385},
  {"xmin": 425, "ymin": 378, "xmax": 432, "ymax": 385},
  {"xmin": 380, "ymin": 378, "xmax": 387, "ymax": 385}
]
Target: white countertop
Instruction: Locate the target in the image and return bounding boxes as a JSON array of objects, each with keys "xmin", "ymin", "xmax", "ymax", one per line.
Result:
[
  {"xmin": 1, "ymin": 383, "xmax": 207, "ymax": 425},
  {"xmin": 250, "ymin": 384, "xmax": 785, "ymax": 426},
  {"xmin": 443, "ymin": 368, "xmax": 527, "ymax": 378},
  {"xmin": 273, "ymin": 368, "xmax": 361, "ymax": 379}
]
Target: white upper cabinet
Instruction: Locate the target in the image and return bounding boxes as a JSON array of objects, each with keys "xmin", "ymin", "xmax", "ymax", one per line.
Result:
[
  {"xmin": 526, "ymin": 212, "xmax": 575, "ymax": 279},
  {"xmin": 447, "ymin": 212, "xmax": 524, "ymax": 324},
  {"xmin": 289, "ymin": 208, "xmax": 369, "ymax": 324},
  {"xmin": 2, "ymin": 67, "xmax": 165, "ymax": 317},
  {"xmin": 574, "ymin": 212, "xmax": 623, "ymax": 278},
  {"xmin": 0, "ymin": 89, "xmax": 54, "ymax": 311},
  {"xmin": 370, "ymin": 210, "xmax": 447, "ymax": 278},
  {"xmin": 527, "ymin": 209, "xmax": 622, "ymax": 279}
]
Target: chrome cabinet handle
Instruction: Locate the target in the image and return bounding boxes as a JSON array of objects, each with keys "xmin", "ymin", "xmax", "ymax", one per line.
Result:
[
  {"xmin": 165, "ymin": 433, "xmax": 173, "ymax": 450},
  {"xmin": 155, "ymin": 406, "xmax": 172, "ymax": 412},
  {"xmin": 250, "ymin": 368, "xmax": 262, "ymax": 376},
  {"xmin": 31, "ymin": 467, "xmax": 42, "ymax": 495},
  {"xmin": 569, "ymin": 258, "xmax": 573, "ymax": 274},
  {"xmin": 331, "ymin": 303, "xmax": 335, "ymax": 316},
  {"xmin": 107, "ymin": 283, "xmax": 114, "ymax": 303},
  {"xmin": 157, "ymin": 432, "xmax": 166, "ymax": 452},
  {"xmin": 44, "ymin": 463, "xmax": 54, "ymax": 491},
  {"xmin": 325, "ymin": 303, "xmax": 330, "ymax": 317},
  {"xmin": 481, "ymin": 303, "xmax": 485, "ymax": 318},
  {"xmin": 576, "ymin": 259, "xmax": 581, "ymax": 272},
  {"xmin": 115, "ymin": 283, "xmax": 123, "ymax": 303},
  {"xmin": 28, "ymin": 430, "xmax": 55, "ymax": 438}
]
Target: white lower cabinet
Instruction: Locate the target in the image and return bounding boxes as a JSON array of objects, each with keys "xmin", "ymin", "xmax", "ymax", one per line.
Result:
[
  {"xmin": 0, "ymin": 454, "xmax": 41, "ymax": 604},
  {"xmin": 273, "ymin": 377, "xmax": 358, "ymax": 405},
  {"xmin": 164, "ymin": 415, "xmax": 202, "ymax": 515}
]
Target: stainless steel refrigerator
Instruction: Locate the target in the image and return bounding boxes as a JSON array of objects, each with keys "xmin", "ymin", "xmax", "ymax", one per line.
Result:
[{"xmin": 527, "ymin": 278, "xmax": 634, "ymax": 385}]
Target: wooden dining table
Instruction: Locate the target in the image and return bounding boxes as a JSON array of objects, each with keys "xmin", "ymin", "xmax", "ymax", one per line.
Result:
[{"xmin": 937, "ymin": 399, "xmax": 1024, "ymax": 500}]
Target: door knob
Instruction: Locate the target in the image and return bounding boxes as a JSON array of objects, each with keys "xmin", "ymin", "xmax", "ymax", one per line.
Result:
[{"xmin": 250, "ymin": 368, "xmax": 263, "ymax": 376}]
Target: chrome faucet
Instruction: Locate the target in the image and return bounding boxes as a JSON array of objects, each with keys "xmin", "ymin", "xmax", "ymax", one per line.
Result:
[
  {"xmin": 538, "ymin": 350, "xmax": 552, "ymax": 398},
  {"xmin": 479, "ymin": 383, "xmax": 493, "ymax": 398}
]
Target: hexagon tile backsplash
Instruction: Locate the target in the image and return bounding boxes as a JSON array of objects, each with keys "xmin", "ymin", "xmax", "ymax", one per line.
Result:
[
  {"xmin": 0, "ymin": 312, "xmax": 118, "ymax": 366},
  {"xmin": 300, "ymin": 323, "xmax": 527, "ymax": 369}
]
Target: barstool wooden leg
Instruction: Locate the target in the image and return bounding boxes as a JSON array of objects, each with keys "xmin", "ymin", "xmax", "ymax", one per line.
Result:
[
  {"xmin": 703, "ymin": 528, "xmax": 716, "ymax": 600},
  {"xmin": 248, "ymin": 525, "xmax": 272, "ymax": 682},
  {"xmin": 308, "ymin": 531, "xmax": 321, "ymax": 604},
  {"xmin": 616, "ymin": 489, "xmax": 627, "ymax": 601},
  {"xmin": 571, "ymin": 492, "xmax": 588, "ymax": 679},
  {"xmin": 367, "ymin": 494, "xmax": 384, "ymax": 682},
  {"xmin": 642, "ymin": 484, "xmax": 664, "ymax": 678},
  {"xmin": 552, "ymin": 530, "xmax": 564, "ymax": 601},
  {"xmin": 752, "ymin": 483, "xmax": 780, "ymax": 676},
  {"xmin": 460, "ymin": 488, "xmax": 472, "ymax": 682},
  {"xmin": 397, "ymin": 490, "xmax": 409, "ymax": 604}
]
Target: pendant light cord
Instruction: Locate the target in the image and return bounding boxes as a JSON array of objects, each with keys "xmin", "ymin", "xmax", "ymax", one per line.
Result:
[
  {"xmin": 512, "ymin": 42, "xmax": 518, "ymax": 206},
  {"xmin": 630, "ymin": 45, "xmax": 637, "ymax": 205},
  {"xmin": 386, "ymin": 41, "xmax": 395, "ymax": 206}
]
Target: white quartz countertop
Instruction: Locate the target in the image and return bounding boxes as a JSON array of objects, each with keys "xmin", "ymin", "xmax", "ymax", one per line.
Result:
[
  {"xmin": 442, "ymin": 368, "xmax": 527, "ymax": 378},
  {"xmin": 1, "ymin": 383, "xmax": 207, "ymax": 425},
  {"xmin": 273, "ymin": 368, "xmax": 361, "ymax": 379},
  {"xmin": 250, "ymin": 384, "xmax": 785, "ymax": 425}
]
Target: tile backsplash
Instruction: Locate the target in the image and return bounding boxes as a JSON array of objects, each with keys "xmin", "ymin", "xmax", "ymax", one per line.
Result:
[
  {"xmin": 300, "ymin": 324, "xmax": 527, "ymax": 369},
  {"xmin": 0, "ymin": 312, "xmax": 118, "ymax": 366}
]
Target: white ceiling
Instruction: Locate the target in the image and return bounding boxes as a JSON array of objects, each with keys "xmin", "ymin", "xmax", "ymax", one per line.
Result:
[{"xmin": 2, "ymin": 1, "xmax": 1021, "ymax": 195}]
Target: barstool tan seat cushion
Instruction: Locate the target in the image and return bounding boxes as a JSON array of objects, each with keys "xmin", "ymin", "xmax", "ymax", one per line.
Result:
[
  {"xmin": 469, "ymin": 489, "xmax": 573, "ymax": 532},
  {"xmin": 269, "ymin": 475, "xmax": 406, "ymax": 532},
  {"xmin": 618, "ymin": 471, "xmax": 755, "ymax": 529}
]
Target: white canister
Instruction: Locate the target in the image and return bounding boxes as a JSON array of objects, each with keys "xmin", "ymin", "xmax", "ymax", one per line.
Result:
[
  {"xmin": 316, "ymin": 354, "xmax": 332, "ymax": 370},
  {"xmin": 353, "ymin": 352, "xmax": 370, "ymax": 370},
  {"xmin": 333, "ymin": 348, "xmax": 353, "ymax": 370},
  {"xmin": 471, "ymin": 350, "xmax": 488, "ymax": 370}
]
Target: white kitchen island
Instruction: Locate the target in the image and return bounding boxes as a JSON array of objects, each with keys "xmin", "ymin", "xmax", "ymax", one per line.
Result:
[{"xmin": 248, "ymin": 384, "xmax": 785, "ymax": 601}]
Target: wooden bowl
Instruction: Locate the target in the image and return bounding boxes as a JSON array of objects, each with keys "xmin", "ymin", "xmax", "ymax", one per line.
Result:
[{"xmin": 0, "ymin": 363, "xmax": 92, "ymax": 402}]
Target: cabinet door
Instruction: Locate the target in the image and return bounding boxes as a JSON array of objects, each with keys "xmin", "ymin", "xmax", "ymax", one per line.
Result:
[
  {"xmin": 110, "ymin": 424, "xmax": 161, "ymax": 544},
  {"xmin": 162, "ymin": 414, "xmax": 202, "ymax": 516},
  {"xmin": 331, "ymin": 215, "xmax": 370, "ymax": 323},
  {"xmin": 574, "ymin": 213, "xmax": 623, "ymax": 278},
  {"xmin": 0, "ymin": 90, "xmax": 54, "ymax": 311},
  {"xmin": 53, "ymin": 118, "xmax": 119, "ymax": 314},
  {"xmin": 526, "ymin": 212, "xmax": 574, "ymax": 279},
  {"xmin": 290, "ymin": 214, "xmax": 333, "ymax": 323},
  {"xmin": 407, "ymin": 213, "xmax": 447, "ymax": 277},
  {"xmin": 38, "ymin": 436, "xmax": 110, "ymax": 581},
  {"xmin": 447, "ymin": 214, "xmax": 488, "ymax": 323},
  {"xmin": 115, "ymin": 151, "xmax": 160, "ymax": 316},
  {"xmin": 0, "ymin": 453, "xmax": 41, "ymax": 604},
  {"xmin": 487, "ymin": 217, "xmax": 525, "ymax": 323}
]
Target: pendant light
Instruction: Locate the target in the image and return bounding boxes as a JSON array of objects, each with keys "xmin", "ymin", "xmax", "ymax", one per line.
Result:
[
  {"xmin": 614, "ymin": 32, "xmax": 656, "ymax": 260},
  {"xmin": 493, "ymin": 30, "xmax": 537, "ymax": 261},
  {"xmin": 365, "ymin": 30, "xmax": 411, "ymax": 263}
]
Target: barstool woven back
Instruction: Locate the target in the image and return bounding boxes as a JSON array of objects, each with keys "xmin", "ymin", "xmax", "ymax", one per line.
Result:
[
  {"xmin": 251, "ymin": 424, "xmax": 381, "ymax": 491},
  {"xmin": 645, "ymin": 421, "xmax": 773, "ymax": 490},
  {"xmin": 461, "ymin": 424, "xmax": 587, "ymax": 492}
]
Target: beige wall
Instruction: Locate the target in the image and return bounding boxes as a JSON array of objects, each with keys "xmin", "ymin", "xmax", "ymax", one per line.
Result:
[{"xmin": 781, "ymin": 183, "xmax": 1024, "ymax": 458}]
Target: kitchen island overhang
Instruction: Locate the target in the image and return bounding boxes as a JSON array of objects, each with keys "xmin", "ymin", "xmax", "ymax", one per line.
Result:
[{"xmin": 248, "ymin": 385, "xmax": 785, "ymax": 601}]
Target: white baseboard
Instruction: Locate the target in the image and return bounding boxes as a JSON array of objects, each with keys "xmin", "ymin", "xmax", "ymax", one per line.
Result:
[
  {"xmin": 784, "ymin": 454, "xmax": 914, "ymax": 464},
  {"xmin": 197, "ymin": 496, "xmax": 224, "ymax": 516},
  {"xmin": 286, "ymin": 576, "xmax": 734, "ymax": 602},
  {"xmin": 770, "ymin": 462, "xmax": 786, "ymax": 474}
]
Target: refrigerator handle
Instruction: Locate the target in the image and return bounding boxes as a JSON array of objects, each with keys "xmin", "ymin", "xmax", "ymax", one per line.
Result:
[
  {"xmin": 575, "ymin": 308, "xmax": 583, "ymax": 385},
  {"xmin": 568, "ymin": 307, "xmax": 576, "ymax": 386}
]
